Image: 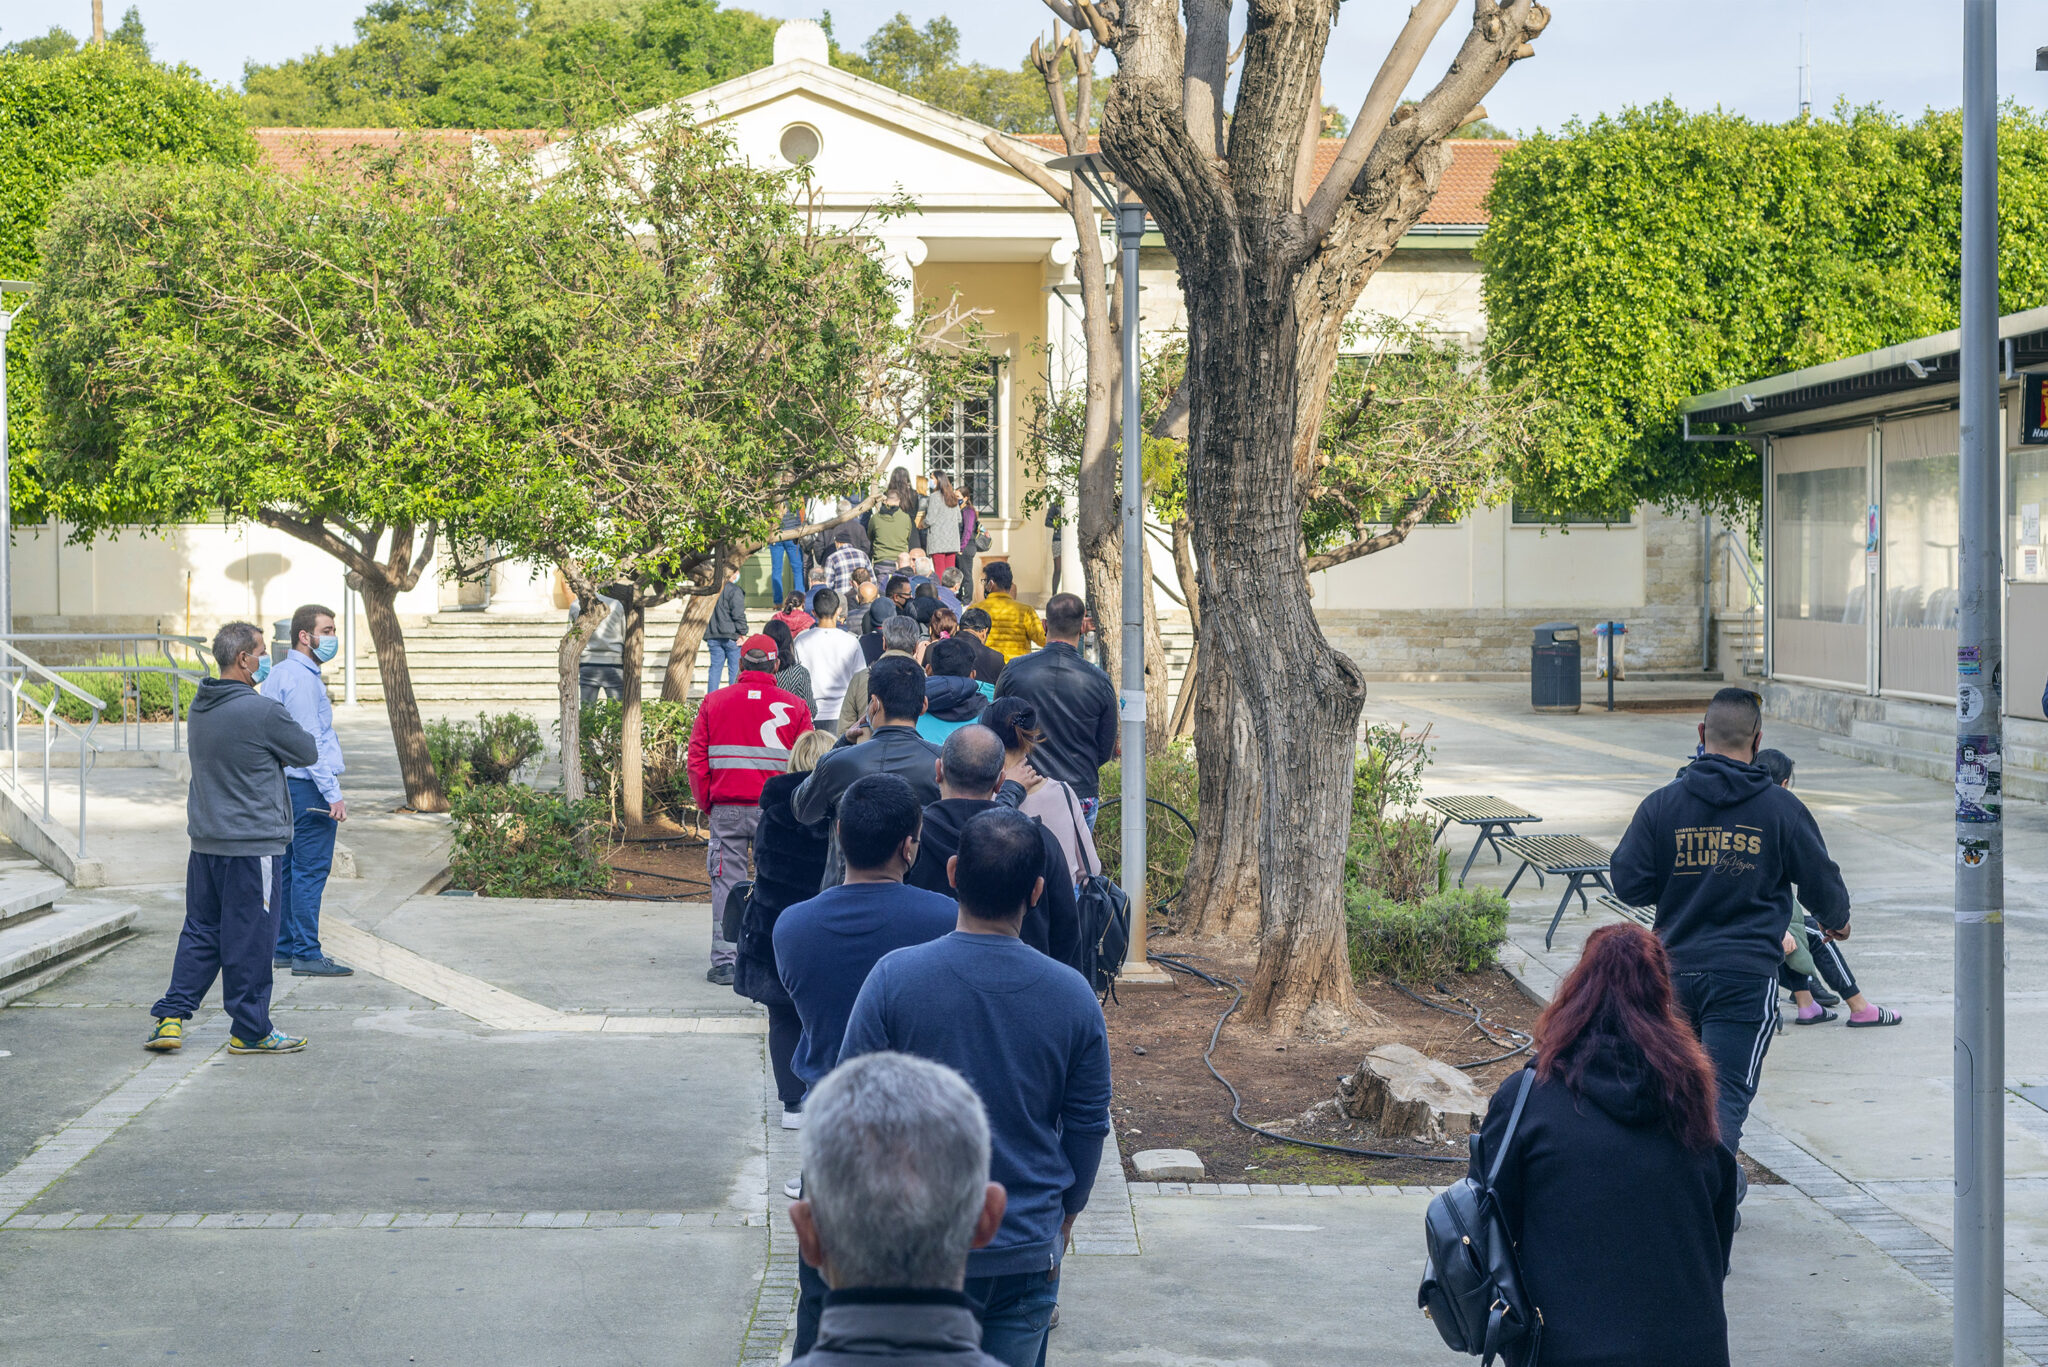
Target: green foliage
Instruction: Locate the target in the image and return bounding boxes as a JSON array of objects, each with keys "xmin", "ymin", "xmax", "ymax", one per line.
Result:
[
  {"xmin": 831, "ymin": 14, "xmax": 1063, "ymax": 135},
  {"xmin": 578, "ymin": 699, "xmax": 698, "ymax": 827},
  {"xmin": 1482, "ymin": 101, "xmax": 2048, "ymax": 519},
  {"xmin": 424, "ymin": 711, "xmax": 544, "ymax": 796},
  {"xmin": 1095, "ymin": 740, "xmax": 1198, "ymax": 912},
  {"xmin": 241, "ymin": 0, "xmax": 775, "ymax": 128},
  {"xmin": 1344, "ymin": 722, "xmax": 1443, "ymax": 902},
  {"xmin": 448, "ymin": 782, "xmax": 611, "ymax": 896},
  {"xmin": 22, "ymin": 656, "xmax": 204, "ymax": 724},
  {"xmin": 0, "ymin": 40, "xmax": 251, "ymax": 521},
  {"xmin": 1352, "ymin": 722, "xmax": 1433, "ymax": 830},
  {"xmin": 1346, "ymin": 886, "xmax": 1509, "ymax": 982},
  {"xmin": 4, "ymin": 8, "xmax": 151, "ymax": 59}
]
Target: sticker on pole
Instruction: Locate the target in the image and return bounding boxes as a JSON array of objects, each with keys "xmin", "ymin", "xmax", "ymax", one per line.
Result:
[
  {"xmin": 1958, "ymin": 683, "xmax": 1986, "ymax": 723},
  {"xmin": 1956, "ymin": 735, "xmax": 2002, "ymax": 824},
  {"xmin": 1958, "ymin": 836, "xmax": 1992, "ymax": 868},
  {"xmin": 1119, "ymin": 690, "xmax": 1147, "ymax": 721}
]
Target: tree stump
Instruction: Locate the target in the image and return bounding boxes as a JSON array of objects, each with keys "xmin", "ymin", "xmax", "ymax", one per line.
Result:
[{"xmin": 1338, "ymin": 1043, "xmax": 1486, "ymax": 1143}]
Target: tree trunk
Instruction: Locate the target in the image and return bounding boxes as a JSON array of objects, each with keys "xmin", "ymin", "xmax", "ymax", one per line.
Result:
[
  {"xmin": 660, "ymin": 589, "xmax": 721, "ymax": 702},
  {"xmin": 557, "ymin": 601, "xmax": 604, "ymax": 802},
  {"xmin": 620, "ymin": 597, "xmax": 647, "ymax": 826},
  {"xmin": 355, "ymin": 575, "xmax": 447, "ymax": 814},
  {"xmin": 1177, "ymin": 610, "xmax": 1263, "ymax": 940}
]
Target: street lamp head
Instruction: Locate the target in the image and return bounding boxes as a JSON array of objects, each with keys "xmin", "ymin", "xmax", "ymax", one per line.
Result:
[{"xmin": 1046, "ymin": 152, "xmax": 1144, "ymax": 215}]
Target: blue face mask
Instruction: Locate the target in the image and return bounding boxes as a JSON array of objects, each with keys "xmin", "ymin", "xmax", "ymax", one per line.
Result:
[
  {"xmin": 312, "ymin": 636, "xmax": 340, "ymax": 664},
  {"xmin": 252, "ymin": 653, "xmax": 272, "ymax": 684}
]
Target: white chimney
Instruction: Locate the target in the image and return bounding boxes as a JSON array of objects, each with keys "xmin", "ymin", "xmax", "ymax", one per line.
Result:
[{"xmin": 773, "ymin": 19, "xmax": 830, "ymax": 67}]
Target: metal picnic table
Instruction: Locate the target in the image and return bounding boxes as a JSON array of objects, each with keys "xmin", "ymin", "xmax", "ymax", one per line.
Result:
[
  {"xmin": 1498, "ymin": 833, "xmax": 1617, "ymax": 950},
  {"xmin": 1423, "ymin": 795, "xmax": 1545, "ymax": 888}
]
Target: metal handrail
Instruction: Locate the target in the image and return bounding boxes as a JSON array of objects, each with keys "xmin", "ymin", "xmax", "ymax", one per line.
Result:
[
  {"xmin": 0, "ymin": 640, "xmax": 104, "ymax": 857},
  {"xmin": 1714, "ymin": 530, "xmax": 1765, "ymax": 677},
  {"xmin": 0, "ymin": 633, "xmax": 212, "ymax": 752}
]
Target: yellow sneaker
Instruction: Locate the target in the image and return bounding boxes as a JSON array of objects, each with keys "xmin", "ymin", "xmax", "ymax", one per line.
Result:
[
  {"xmin": 227, "ymin": 1030, "xmax": 306, "ymax": 1054},
  {"xmin": 144, "ymin": 1018, "xmax": 183, "ymax": 1051}
]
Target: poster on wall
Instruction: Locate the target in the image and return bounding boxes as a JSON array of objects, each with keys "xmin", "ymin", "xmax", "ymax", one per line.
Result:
[{"xmin": 2024, "ymin": 373, "xmax": 2048, "ymax": 444}]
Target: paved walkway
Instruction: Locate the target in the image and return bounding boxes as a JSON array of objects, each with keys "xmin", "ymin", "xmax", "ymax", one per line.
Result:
[{"xmin": 0, "ymin": 688, "xmax": 2037, "ymax": 1362}]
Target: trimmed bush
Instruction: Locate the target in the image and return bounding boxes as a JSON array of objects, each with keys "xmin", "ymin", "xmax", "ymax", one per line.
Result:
[
  {"xmin": 1096, "ymin": 738, "xmax": 1198, "ymax": 904},
  {"xmin": 1347, "ymin": 886, "xmax": 1510, "ymax": 983},
  {"xmin": 448, "ymin": 783, "xmax": 610, "ymax": 897},
  {"xmin": 1347, "ymin": 813, "xmax": 1446, "ymax": 904},
  {"xmin": 578, "ymin": 699, "xmax": 699, "ymax": 829},
  {"xmin": 24, "ymin": 655, "xmax": 204, "ymax": 724},
  {"xmin": 426, "ymin": 711, "xmax": 544, "ymax": 797}
]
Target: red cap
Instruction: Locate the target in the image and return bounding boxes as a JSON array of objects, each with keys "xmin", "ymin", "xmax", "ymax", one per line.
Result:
[{"xmin": 741, "ymin": 634, "xmax": 779, "ymax": 660}]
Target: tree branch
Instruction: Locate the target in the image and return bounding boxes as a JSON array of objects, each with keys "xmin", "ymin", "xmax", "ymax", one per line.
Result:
[
  {"xmin": 1182, "ymin": 0, "xmax": 1229, "ymax": 159},
  {"xmin": 983, "ymin": 133, "xmax": 1073, "ymax": 210},
  {"xmin": 1304, "ymin": 495, "xmax": 1437, "ymax": 574},
  {"xmin": 1299, "ymin": 0, "xmax": 1458, "ymax": 250}
]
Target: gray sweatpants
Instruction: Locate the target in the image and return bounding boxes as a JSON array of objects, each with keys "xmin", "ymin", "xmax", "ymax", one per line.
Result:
[{"xmin": 706, "ymin": 804, "xmax": 760, "ymax": 968}]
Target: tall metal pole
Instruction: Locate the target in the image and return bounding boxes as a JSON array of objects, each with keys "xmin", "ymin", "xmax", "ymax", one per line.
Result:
[
  {"xmin": 0, "ymin": 286, "xmax": 20, "ymax": 755},
  {"xmin": 1117, "ymin": 197, "xmax": 1149, "ymax": 972},
  {"xmin": 1955, "ymin": 4, "xmax": 2005, "ymax": 1363}
]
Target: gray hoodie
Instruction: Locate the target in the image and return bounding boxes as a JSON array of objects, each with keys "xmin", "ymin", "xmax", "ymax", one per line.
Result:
[{"xmin": 187, "ymin": 677, "xmax": 319, "ymax": 856}]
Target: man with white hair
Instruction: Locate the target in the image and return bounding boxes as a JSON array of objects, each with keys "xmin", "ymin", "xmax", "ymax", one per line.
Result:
[{"xmin": 788, "ymin": 1052, "xmax": 1008, "ymax": 1366}]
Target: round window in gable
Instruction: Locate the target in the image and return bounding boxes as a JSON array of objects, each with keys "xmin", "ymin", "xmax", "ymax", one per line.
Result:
[{"xmin": 779, "ymin": 123, "xmax": 822, "ymax": 166}]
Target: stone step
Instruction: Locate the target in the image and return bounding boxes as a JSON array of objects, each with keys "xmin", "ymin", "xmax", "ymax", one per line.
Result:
[
  {"xmin": 0, "ymin": 901, "xmax": 138, "ymax": 1005},
  {"xmin": 1847, "ymin": 719, "xmax": 1957, "ymax": 755},
  {"xmin": 0, "ymin": 867, "xmax": 68, "ymax": 929}
]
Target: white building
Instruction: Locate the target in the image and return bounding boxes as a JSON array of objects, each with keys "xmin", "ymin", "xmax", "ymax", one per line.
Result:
[{"xmin": 14, "ymin": 21, "xmax": 1722, "ymax": 691}]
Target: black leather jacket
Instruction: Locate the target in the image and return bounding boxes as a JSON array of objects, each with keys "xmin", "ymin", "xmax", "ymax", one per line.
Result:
[{"xmin": 991, "ymin": 642, "xmax": 1118, "ymax": 799}]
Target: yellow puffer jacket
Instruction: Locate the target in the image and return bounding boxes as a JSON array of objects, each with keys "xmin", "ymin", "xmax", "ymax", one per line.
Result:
[{"xmin": 981, "ymin": 592, "xmax": 1045, "ymax": 661}]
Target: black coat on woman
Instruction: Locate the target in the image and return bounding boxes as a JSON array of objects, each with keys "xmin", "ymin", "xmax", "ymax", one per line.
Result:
[
  {"xmin": 732, "ymin": 770, "xmax": 831, "ymax": 1008},
  {"xmin": 1476, "ymin": 1046, "xmax": 1738, "ymax": 1367}
]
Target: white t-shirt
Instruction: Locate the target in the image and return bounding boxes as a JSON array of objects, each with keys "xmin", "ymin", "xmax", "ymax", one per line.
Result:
[{"xmin": 794, "ymin": 626, "xmax": 868, "ymax": 720}]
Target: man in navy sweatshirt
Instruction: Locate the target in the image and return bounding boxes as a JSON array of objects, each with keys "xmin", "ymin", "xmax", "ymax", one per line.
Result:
[
  {"xmin": 841, "ymin": 807, "xmax": 1112, "ymax": 1367},
  {"xmin": 776, "ymin": 771, "xmax": 959, "ymax": 1355},
  {"xmin": 1612, "ymin": 687, "xmax": 1851, "ymax": 1158}
]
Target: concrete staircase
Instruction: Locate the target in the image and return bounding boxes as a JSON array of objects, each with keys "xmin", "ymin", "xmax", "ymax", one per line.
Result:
[
  {"xmin": 0, "ymin": 865, "xmax": 135, "ymax": 1005},
  {"xmin": 338, "ymin": 609, "xmax": 1200, "ymax": 710},
  {"xmin": 1813, "ymin": 698, "xmax": 2048, "ymax": 802}
]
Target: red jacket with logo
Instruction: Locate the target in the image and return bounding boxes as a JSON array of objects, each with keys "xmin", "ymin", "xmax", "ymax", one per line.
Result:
[{"xmin": 687, "ymin": 670, "xmax": 815, "ymax": 810}]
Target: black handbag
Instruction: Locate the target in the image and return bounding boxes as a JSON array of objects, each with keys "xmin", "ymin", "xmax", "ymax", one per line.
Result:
[
  {"xmin": 1418, "ymin": 1069, "xmax": 1543, "ymax": 1365},
  {"xmin": 720, "ymin": 879, "xmax": 754, "ymax": 948}
]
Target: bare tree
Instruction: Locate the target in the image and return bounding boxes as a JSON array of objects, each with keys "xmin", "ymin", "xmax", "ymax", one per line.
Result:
[
  {"xmin": 1049, "ymin": 0, "xmax": 1549, "ymax": 1030},
  {"xmin": 984, "ymin": 29, "xmax": 1170, "ymax": 748}
]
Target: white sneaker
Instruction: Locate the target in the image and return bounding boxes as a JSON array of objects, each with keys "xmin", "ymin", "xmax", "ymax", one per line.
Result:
[
  {"xmin": 781, "ymin": 1108, "xmax": 804, "ymax": 1130},
  {"xmin": 783, "ymin": 1174, "xmax": 803, "ymax": 1200}
]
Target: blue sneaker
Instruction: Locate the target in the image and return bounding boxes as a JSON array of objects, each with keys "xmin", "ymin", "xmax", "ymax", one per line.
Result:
[
  {"xmin": 291, "ymin": 956, "xmax": 354, "ymax": 977},
  {"xmin": 227, "ymin": 1030, "xmax": 307, "ymax": 1054}
]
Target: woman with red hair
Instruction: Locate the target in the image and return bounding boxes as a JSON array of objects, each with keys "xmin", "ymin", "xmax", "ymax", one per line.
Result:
[{"xmin": 1474, "ymin": 921, "xmax": 1738, "ymax": 1367}]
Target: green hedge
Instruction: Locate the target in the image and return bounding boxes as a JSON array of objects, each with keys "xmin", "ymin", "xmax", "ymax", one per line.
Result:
[
  {"xmin": 448, "ymin": 783, "xmax": 610, "ymax": 898},
  {"xmin": 1346, "ymin": 886, "xmax": 1509, "ymax": 983},
  {"xmin": 24, "ymin": 655, "xmax": 203, "ymax": 724}
]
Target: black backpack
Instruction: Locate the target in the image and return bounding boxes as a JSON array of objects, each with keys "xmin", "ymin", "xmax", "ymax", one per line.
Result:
[
  {"xmin": 1052, "ymin": 788, "xmax": 1131, "ymax": 995},
  {"xmin": 1418, "ymin": 1069, "xmax": 1542, "ymax": 1365}
]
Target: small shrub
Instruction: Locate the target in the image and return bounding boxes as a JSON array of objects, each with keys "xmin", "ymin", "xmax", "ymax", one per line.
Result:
[
  {"xmin": 449, "ymin": 783, "xmax": 611, "ymax": 897},
  {"xmin": 1096, "ymin": 739, "xmax": 1198, "ymax": 904},
  {"xmin": 578, "ymin": 698, "xmax": 699, "ymax": 828},
  {"xmin": 1347, "ymin": 813, "xmax": 1445, "ymax": 903},
  {"xmin": 25, "ymin": 656, "xmax": 205, "ymax": 724},
  {"xmin": 1352, "ymin": 722, "xmax": 1433, "ymax": 828},
  {"xmin": 427, "ymin": 711, "xmax": 544, "ymax": 797},
  {"xmin": 1346, "ymin": 885, "xmax": 1509, "ymax": 982}
]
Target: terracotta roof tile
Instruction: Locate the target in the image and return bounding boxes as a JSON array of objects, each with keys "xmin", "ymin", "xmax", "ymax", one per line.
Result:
[
  {"xmin": 251, "ymin": 127, "xmax": 550, "ymax": 177},
  {"xmin": 1015, "ymin": 133, "xmax": 1510, "ymax": 225}
]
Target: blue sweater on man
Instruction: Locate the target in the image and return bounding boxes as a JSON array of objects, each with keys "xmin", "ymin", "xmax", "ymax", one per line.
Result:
[
  {"xmin": 773, "ymin": 880, "xmax": 958, "ymax": 1090},
  {"xmin": 840, "ymin": 931, "xmax": 1112, "ymax": 1278}
]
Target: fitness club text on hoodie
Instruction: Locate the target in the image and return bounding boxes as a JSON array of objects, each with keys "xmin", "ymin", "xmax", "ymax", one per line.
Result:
[{"xmin": 1611, "ymin": 752, "xmax": 1851, "ymax": 978}]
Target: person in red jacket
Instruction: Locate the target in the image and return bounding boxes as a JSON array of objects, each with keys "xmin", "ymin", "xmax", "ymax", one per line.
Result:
[{"xmin": 688, "ymin": 635, "xmax": 813, "ymax": 985}]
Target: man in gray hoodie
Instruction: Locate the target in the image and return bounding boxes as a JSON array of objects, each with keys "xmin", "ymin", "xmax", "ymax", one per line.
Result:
[{"xmin": 145, "ymin": 621, "xmax": 320, "ymax": 1055}]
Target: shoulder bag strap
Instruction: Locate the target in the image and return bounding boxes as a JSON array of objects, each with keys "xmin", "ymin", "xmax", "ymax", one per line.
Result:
[
  {"xmin": 1485, "ymin": 1068, "xmax": 1536, "ymax": 1191},
  {"xmin": 1060, "ymin": 783, "xmax": 1100, "ymax": 878}
]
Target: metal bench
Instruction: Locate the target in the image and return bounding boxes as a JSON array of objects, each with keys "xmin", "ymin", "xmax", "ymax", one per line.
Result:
[
  {"xmin": 1498, "ymin": 834, "xmax": 1617, "ymax": 950},
  {"xmin": 1596, "ymin": 893, "xmax": 1657, "ymax": 930},
  {"xmin": 1423, "ymin": 795, "xmax": 1544, "ymax": 888}
]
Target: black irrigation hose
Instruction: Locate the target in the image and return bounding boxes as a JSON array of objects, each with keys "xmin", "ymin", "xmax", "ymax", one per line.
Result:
[
  {"xmin": 1148, "ymin": 952, "xmax": 1467, "ymax": 1166},
  {"xmin": 609, "ymin": 863, "xmax": 704, "ymax": 883},
  {"xmin": 1098, "ymin": 795, "xmax": 1198, "ymax": 920},
  {"xmin": 1387, "ymin": 979, "xmax": 1535, "ymax": 1071}
]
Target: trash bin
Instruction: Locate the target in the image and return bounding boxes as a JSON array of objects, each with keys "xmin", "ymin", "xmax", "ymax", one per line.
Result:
[
  {"xmin": 1532, "ymin": 623, "xmax": 1581, "ymax": 714},
  {"xmin": 1594, "ymin": 621, "xmax": 1627, "ymax": 680}
]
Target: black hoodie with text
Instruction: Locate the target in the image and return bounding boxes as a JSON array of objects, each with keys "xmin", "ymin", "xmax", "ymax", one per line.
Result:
[{"xmin": 1610, "ymin": 752, "xmax": 1850, "ymax": 978}]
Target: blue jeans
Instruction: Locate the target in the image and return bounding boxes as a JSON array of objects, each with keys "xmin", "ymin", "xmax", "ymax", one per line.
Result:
[
  {"xmin": 155, "ymin": 851, "xmax": 281, "ymax": 1041},
  {"xmin": 277, "ymin": 777, "xmax": 337, "ymax": 962},
  {"xmin": 1080, "ymin": 796, "xmax": 1100, "ymax": 830},
  {"xmin": 770, "ymin": 541, "xmax": 806, "ymax": 605},
  {"xmin": 706, "ymin": 638, "xmax": 741, "ymax": 693},
  {"xmin": 964, "ymin": 1269, "xmax": 1060, "ymax": 1367}
]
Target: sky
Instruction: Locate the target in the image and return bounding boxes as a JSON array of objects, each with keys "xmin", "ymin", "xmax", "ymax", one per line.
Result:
[{"xmin": 6, "ymin": 0, "xmax": 2048, "ymax": 133}]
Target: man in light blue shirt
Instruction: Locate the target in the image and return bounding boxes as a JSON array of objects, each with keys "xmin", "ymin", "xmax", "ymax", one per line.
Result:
[{"xmin": 262, "ymin": 603, "xmax": 353, "ymax": 978}]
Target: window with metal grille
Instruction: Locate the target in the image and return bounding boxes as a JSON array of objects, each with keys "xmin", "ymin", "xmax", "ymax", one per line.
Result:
[{"xmin": 925, "ymin": 361, "xmax": 1000, "ymax": 516}]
